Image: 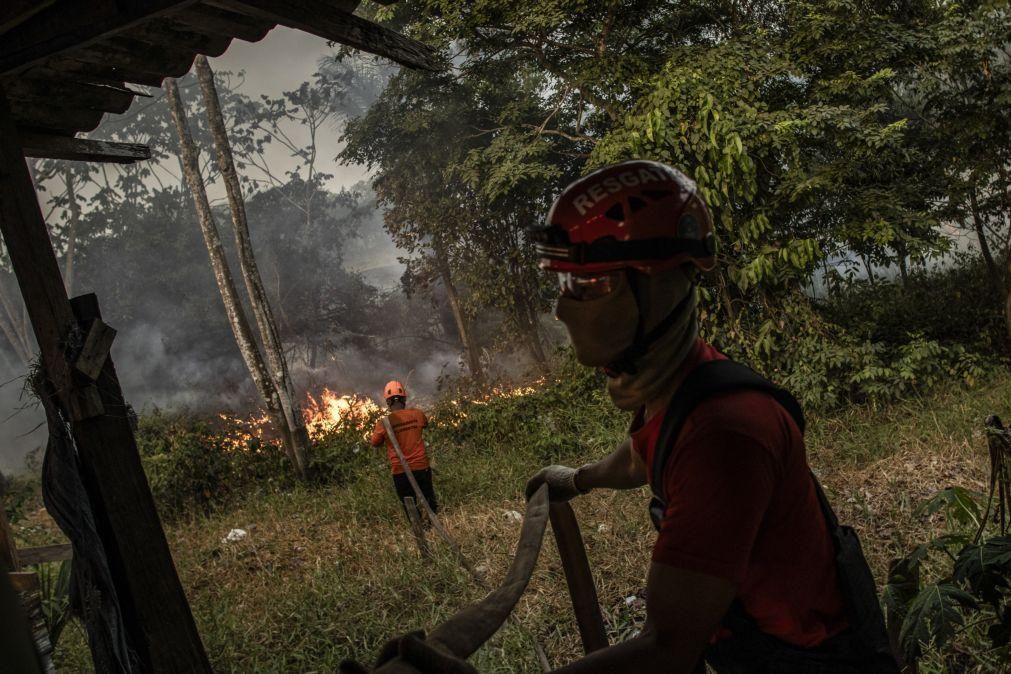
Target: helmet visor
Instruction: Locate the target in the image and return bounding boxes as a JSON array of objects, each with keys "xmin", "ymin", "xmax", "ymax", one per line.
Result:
[{"xmin": 558, "ymin": 271, "xmax": 622, "ymax": 301}]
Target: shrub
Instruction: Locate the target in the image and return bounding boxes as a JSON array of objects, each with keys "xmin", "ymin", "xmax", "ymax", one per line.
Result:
[
  {"xmin": 704, "ymin": 292, "xmax": 989, "ymax": 410},
  {"xmin": 820, "ymin": 255, "xmax": 1007, "ymax": 353},
  {"xmin": 137, "ymin": 411, "xmax": 290, "ymax": 518}
]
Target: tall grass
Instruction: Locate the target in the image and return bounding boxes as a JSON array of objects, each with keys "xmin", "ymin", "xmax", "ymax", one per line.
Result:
[{"xmin": 20, "ymin": 361, "xmax": 1009, "ymax": 672}]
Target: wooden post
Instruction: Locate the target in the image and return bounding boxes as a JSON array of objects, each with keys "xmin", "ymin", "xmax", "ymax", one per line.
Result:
[
  {"xmin": 0, "ymin": 85, "xmax": 210, "ymax": 673},
  {"xmin": 403, "ymin": 497, "xmax": 431, "ymax": 560},
  {"xmin": 0, "ymin": 474, "xmax": 22, "ymax": 571}
]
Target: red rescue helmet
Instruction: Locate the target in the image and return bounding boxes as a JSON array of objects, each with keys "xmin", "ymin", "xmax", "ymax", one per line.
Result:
[
  {"xmin": 384, "ymin": 380, "xmax": 406, "ymax": 400},
  {"xmin": 533, "ymin": 160, "xmax": 717, "ymax": 274}
]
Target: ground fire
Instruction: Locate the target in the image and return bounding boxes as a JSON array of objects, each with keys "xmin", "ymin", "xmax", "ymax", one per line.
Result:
[{"xmin": 219, "ymin": 389, "xmax": 380, "ymax": 451}]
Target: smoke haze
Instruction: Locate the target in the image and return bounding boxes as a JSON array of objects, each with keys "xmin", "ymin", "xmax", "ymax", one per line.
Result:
[{"xmin": 0, "ymin": 30, "xmax": 461, "ymax": 474}]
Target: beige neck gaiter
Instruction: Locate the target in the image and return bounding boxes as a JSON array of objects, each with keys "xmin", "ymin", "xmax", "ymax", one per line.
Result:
[{"xmin": 605, "ymin": 270, "xmax": 698, "ymax": 411}]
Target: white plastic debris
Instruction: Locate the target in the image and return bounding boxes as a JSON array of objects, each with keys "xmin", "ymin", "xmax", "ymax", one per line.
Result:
[
  {"xmin": 222, "ymin": 528, "xmax": 248, "ymax": 544},
  {"xmin": 624, "ymin": 595, "xmax": 638, "ymax": 606},
  {"xmin": 504, "ymin": 510, "xmax": 523, "ymax": 523},
  {"xmin": 596, "ymin": 523, "xmax": 610, "ymax": 533}
]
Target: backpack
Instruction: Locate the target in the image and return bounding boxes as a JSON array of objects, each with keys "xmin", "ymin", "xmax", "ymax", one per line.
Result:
[{"xmin": 648, "ymin": 359, "xmax": 898, "ymax": 673}]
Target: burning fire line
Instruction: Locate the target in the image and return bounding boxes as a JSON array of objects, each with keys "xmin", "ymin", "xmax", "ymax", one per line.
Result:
[{"xmin": 218, "ymin": 389, "xmax": 380, "ymax": 451}]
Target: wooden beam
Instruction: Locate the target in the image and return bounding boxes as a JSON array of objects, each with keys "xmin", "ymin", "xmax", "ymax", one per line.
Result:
[
  {"xmin": 17, "ymin": 543, "xmax": 72, "ymax": 566},
  {"xmin": 20, "ymin": 133, "xmax": 151, "ymax": 164},
  {"xmin": 169, "ymin": 4, "xmax": 275, "ymax": 44},
  {"xmin": 0, "ymin": 1, "xmax": 201, "ymax": 76},
  {"xmin": 0, "ymin": 86, "xmax": 211, "ymax": 673},
  {"xmin": 5, "ymin": 76, "xmax": 137, "ymax": 115},
  {"xmin": 0, "ymin": 1, "xmax": 56, "ymax": 35},
  {"xmin": 46, "ymin": 55, "xmax": 169, "ymax": 89},
  {"xmin": 129, "ymin": 18, "xmax": 235, "ymax": 57},
  {"xmin": 7, "ymin": 99, "xmax": 106, "ymax": 136},
  {"xmin": 208, "ymin": 0, "xmax": 442, "ymax": 71}
]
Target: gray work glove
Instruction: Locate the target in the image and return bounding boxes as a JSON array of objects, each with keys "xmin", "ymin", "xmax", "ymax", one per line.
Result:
[{"xmin": 525, "ymin": 464, "xmax": 590, "ymax": 502}]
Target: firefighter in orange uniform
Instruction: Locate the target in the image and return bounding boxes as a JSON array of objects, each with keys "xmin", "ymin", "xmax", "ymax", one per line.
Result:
[{"xmin": 370, "ymin": 380, "xmax": 438, "ymax": 518}]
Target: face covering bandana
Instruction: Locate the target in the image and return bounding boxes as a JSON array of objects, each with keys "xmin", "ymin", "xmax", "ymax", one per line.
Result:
[
  {"xmin": 554, "ymin": 272, "xmax": 639, "ymax": 367},
  {"xmin": 605, "ymin": 268, "xmax": 699, "ymax": 411}
]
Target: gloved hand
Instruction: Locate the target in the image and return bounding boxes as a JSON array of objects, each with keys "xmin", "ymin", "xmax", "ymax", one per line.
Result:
[
  {"xmin": 525, "ymin": 464, "xmax": 590, "ymax": 502},
  {"xmin": 338, "ymin": 630, "xmax": 476, "ymax": 674}
]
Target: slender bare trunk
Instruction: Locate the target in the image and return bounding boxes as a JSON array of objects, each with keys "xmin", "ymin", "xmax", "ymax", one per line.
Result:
[
  {"xmin": 195, "ymin": 56, "xmax": 311, "ymax": 478},
  {"xmin": 970, "ymin": 188, "xmax": 1004, "ymax": 297},
  {"xmin": 516, "ymin": 289, "xmax": 549, "ymax": 372},
  {"xmin": 63, "ymin": 166, "xmax": 81, "ymax": 298},
  {"xmin": 433, "ymin": 239, "xmax": 483, "ymax": 381},
  {"xmin": 861, "ymin": 253, "xmax": 876, "ymax": 286},
  {"xmin": 165, "ymin": 77, "xmax": 306, "ymax": 479}
]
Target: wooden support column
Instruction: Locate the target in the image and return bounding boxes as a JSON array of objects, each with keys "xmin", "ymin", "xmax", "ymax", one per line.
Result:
[{"xmin": 0, "ymin": 85, "xmax": 210, "ymax": 673}]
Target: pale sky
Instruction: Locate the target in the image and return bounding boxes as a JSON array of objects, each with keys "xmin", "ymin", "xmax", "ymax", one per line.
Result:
[{"xmin": 207, "ymin": 27, "xmax": 371, "ymax": 193}]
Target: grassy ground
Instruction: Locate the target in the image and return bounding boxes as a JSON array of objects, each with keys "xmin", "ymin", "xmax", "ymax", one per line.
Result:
[{"xmin": 11, "ymin": 369, "xmax": 1008, "ymax": 672}]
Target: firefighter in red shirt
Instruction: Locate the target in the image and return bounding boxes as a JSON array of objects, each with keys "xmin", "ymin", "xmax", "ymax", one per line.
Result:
[
  {"xmin": 520, "ymin": 161, "xmax": 897, "ymax": 673},
  {"xmin": 370, "ymin": 380, "xmax": 438, "ymax": 519}
]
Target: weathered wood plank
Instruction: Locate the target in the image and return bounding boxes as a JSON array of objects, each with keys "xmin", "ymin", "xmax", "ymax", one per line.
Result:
[
  {"xmin": 8, "ymin": 570, "xmax": 38, "ymax": 593},
  {"xmin": 129, "ymin": 19, "xmax": 234, "ymax": 56},
  {"xmin": 0, "ymin": 87, "xmax": 211, "ymax": 672},
  {"xmin": 7, "ymin": 100, "xmax": 106, "ymax": 136},
  {"xmin": 19, "ymin": 133, "xmax": 152, "ymax": 164},
  {"xmin": 170, "ymin": 3, "xmax": 275, "ymax": 43},
  {"xmin": 208, "ymin": 0, "xmax": 442, "ymax": 71},
  {"xmin": 0, "ymin": 1, "xmax": 201, "ymax": 76},
  {"xmin": 0, "ymin": 1, "xmax": 56, "ymax": 36},
  {"xmin": 101, "ymin": 35, "xmax": 200, "ymax": 79},
  {"xmin": 5, "ymin": 76, "xmax": 136, "ymax": 115},
  {"xmin": 17, "ymin": 544, "xmax": 72, "ymax": 566},
  {"xmin": 74, "ymin": 317, "xmax": 117, "ymax": 381},
  {"xmin": 45, "ymin": 55, "xmax": 167, "ymax": 89}
]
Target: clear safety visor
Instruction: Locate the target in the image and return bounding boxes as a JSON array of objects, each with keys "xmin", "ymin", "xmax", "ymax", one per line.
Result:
[{"xmin": 557, "ymin": 271, "xmax": 621, "ymax": 301}]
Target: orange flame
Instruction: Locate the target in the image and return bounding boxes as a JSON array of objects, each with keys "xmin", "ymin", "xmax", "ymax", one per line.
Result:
[
  {"xmin": 218, "ymin": 412, "xmax": 272, "ymax": 453},
  {"xmin": 302, "ymin": 388, "xmax": 380, "ymax": 440}
]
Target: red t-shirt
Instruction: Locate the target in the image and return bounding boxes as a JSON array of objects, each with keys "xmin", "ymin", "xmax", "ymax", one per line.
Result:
[{"xmin": 630, "ymin": 340, "xmax": 849, "ymax": 648}]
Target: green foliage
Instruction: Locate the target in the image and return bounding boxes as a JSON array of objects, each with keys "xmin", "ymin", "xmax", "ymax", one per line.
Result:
[
  {"xmin": 885, "ymin": 454, "xmax": 1011, "ymax": 667},
  {"xmin": 427, "ymin": 349, "xmax": 626, "ymax": 464},
  {"xmin": 137, "ymin": 411, "xmax": 290, "ymax": 518},
  {"xmin": 900, "ymin": 583, "xmax": 978, "ymax": 661},
  {"xmin": 821, "ymin": 256, "xmax": 1007, "ymax": 353},
  {"xmin": 703, "ymin": 295, "xmax": 988, "ymax": 410},
  {"xmin": 36, "ymin": 560, "xmax": 73, "ymax": 648}
]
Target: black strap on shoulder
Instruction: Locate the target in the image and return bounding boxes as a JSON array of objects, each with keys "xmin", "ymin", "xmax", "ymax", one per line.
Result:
[{"xmin": 649, "ymin": 359, "xmax": 806, "ymax": 503}]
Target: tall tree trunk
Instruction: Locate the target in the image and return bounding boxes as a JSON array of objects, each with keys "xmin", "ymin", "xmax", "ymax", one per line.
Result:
[
  {"xmin": 195, "ymin": 56, "xmax": 311, "ymax": 478},
  {"xmin": 860, "ymin": 253, "xmax": 876, "ymax": 286},
  {"xmin": 511, "ymin": 278, "xmax": 548, "ymax": 373},
  {"xmin": 62, "ymin": 166, "xmax": 81, "ymax": 298},
  {"xmin": 433, "ymin": 239, "xmax": 483, "ymax": 381},
  {"xmin": 970, "ymin": 187, "xmax": 1004, "ymax": 298},
  {"xmin": 164, "ymin": 78, "xmax": 306, "ymax": 480}
]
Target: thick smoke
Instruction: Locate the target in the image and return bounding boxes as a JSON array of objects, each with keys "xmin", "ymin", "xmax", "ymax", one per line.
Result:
[{"xmin": 0, "ymin": 37, "xmax": 461, "ymax": 473}]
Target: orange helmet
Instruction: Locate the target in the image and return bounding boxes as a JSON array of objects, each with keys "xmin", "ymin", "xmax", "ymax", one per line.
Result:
[
  {"xmin": 383, "ymin": 380, "xmax": 406, "ymax": 400},
  {"xmin": 532, "ymin": 160, "xmax": 717, "ymax": 274}
]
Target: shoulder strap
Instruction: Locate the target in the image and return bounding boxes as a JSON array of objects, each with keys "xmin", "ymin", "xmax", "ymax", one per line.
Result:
[{"xmin": 649, "ymin": 360, "xmax": 806, "ymax": 502}]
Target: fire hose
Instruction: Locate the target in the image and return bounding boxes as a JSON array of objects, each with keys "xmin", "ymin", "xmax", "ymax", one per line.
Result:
[{"xmin": 369, "ymin": 416, "xmax": 608, "ymax": 672}]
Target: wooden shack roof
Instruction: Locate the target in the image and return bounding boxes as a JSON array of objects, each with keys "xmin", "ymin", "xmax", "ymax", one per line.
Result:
[{"xmin": 0, "ymin": 0, "xmax": 435, "ymax": 140}]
